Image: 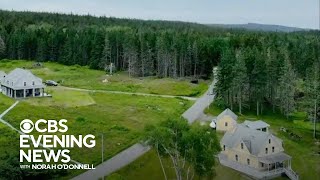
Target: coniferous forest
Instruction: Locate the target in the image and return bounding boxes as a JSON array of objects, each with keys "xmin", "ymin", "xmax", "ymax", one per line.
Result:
[{"xmin": 0, "ymin": 10, "xmax": 319, "ymax": 121}]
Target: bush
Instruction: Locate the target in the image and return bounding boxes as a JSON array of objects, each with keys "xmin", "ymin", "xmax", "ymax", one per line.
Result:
[{"xmin": 76, "ymin": 117, "xmax": 86, "ymax": 122}]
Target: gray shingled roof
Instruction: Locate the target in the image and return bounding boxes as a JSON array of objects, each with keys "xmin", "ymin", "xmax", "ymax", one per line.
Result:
[
  {"xmin": 2, "ymin": 68, "xmax": 44, "ymax": 89},
  {"xmin": 217, "ymin": 108, "xmax": 238, "ymax": 121},
  {"xmin": 221, "ymin": 124, "xmax": 282, "ymax": 156},
  {"xmin": 243, "ymin": 120, "xmax": 270, "ymax": 130},
  {"xmin": 0, "ymin": 71, "xmax": 6, "ymax": 84}
]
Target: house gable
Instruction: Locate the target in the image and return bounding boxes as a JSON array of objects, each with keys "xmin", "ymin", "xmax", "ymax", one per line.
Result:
[
  {"xmin": 234, "ymin": 139, "xmax": 251, "ymax": 154},
  {"xmin": 216, "ymin": 115, "xmax": 237, "ymax": 131},
  {"xmin": 257, "ymin": 134, "xmax": 284, "ymax": 157},
  {"xmin": 215, "ymin": 109, "xmax": 238, "ymax": 131}
]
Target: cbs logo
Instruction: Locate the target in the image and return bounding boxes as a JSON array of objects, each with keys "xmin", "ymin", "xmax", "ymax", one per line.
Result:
[{"xmin": 20, "ymin": 119, "xmax": 68, "ymax": 134}]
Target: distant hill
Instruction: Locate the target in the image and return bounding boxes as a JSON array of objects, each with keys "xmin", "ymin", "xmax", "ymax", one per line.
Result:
[{"xmin": 208, "ymin": 23, "xmax": 307, "ymax": 32}]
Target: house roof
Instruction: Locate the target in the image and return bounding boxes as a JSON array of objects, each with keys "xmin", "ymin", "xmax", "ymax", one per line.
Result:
[
  {"xmin": 0, "ymin": 71, "xmax": 6, "ymax": 84},
  {"xmin": 217, "ymin": 108, "xmax": 238, "ymax": 121},
  {"xmin": 243, "ymin": 120, "xmax": 270, "ymax": 130},
  {"xmin": 0, "ymin": 71, "xmax": 6, "ymax": 77},
  {"xmin": 2, "ymin": 68, "xmax": 45, "ymax": 89},
  {"xmin": 221, "ymin": 124, "xmax": 282, "ymax": 156}
]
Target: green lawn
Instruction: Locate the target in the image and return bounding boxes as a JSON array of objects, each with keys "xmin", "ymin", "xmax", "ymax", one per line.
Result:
[
  {"xmin": 109, "ymin": 103, "xmax": 320, "ymax": 180},
  {"xmin": 0, "ymin": 88, "xmax": 192, "ymax": 179},
  {"xmin": 25, "ymin": 87, "xmax": 96, "ymax": 107},
  {"xmin": 0, "ymin": 59, "xmax": 204, "ymax": 179},
  {"xmin": 0, "ymin": 93, "xmax": 14, "ymax": 113},
  {"xmin": 0, "ymin": 60, "xmax": 208, "ymax": 97},
  {"xmin": 109, "ymin": 150, "xmax": 250, "ymax": 180}
]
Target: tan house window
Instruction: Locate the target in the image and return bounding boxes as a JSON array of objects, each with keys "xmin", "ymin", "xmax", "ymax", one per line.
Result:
[
  {"xmin": 241, "ymin": 143, "xmax": 243, "ymax": 149},
  {"xmin": 235, "ymin": 154, "xmax": 238, "ymax": 161},
  {"xmin": 225, "ymin": 122, "xmax": 228, "ymax": 127},
  {"xmin": 265, "ymin": 148, "xmax": 268, "ymax": 154},
  {"xmin": 247, "ymin": 158, "xmax": 250, "ymax": 165},
  {"xmin": 272, "ymin": 146, "xmax": 275, "ymax": 152}
]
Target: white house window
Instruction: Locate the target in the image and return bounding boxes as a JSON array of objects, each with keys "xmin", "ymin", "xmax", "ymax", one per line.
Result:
[
  {"xmin": 24, "ymin": 82, "xmax": 26, "ymax": 86},
  {"xmin": 261, "ymin": 163, "xmax": 264, "ymax": 167},
  {"xmin": 241, "ymin": 143, "xmax": 243, "ymax": 149},
  {"xmin": 265, "ymin": 148, "xmax": 268, "ymax": 154},
  {"xmin": 11, "ymin": 82, "xmax": 13, "ymax": 86},
  {"xmin": 223, "ymin": 145, "xmax": 225, "ymax": 151},
  {"xmin": 269, "ymin": 139, "xmax": 271, "ymax": 144},
  {"xmin": 272, "ymin": 146, "xmax": 275, "ymax": 153},
  {"xmin": 32, "ymin": 81, "xmax": 35, "ymax": 85},
  {"xmin": 235, "ymin": 154, "xmax": 238, "ymax": 161},
  {"xmin": 225, "ymin": 122, "xmax": 228, "ymax": 127},
  {"xmin": 247, "ymin": 158, "xmax": 250, "ymax": 165}
]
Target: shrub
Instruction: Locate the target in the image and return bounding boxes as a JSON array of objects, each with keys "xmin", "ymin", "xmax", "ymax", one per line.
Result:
[{"xmin": 76, "ymin": 117, "xmax": 86, "ymax": 122}]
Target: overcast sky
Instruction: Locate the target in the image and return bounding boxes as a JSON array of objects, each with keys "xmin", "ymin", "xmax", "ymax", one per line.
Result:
[{"xmin": 0, "ymin": 0, "xmax": 319, "ymax": 29}]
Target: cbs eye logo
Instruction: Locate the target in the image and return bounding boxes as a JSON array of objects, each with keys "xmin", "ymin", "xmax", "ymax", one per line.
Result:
[{"xmin": 20, "ymin": 119, "xmax": 34, "ymax": 134}]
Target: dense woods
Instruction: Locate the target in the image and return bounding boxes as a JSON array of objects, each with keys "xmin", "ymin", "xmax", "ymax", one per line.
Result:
[{"xmin": 0, "ymin": 10, "xmax": 319, "ymax": 124}]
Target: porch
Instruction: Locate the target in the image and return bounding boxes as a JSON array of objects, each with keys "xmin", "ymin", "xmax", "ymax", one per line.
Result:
[
  {"xmin": 1, "ymin": 86, "xmax": 45, "ymax": 98},
  {"xmin": 218, "ymin": 153, "xmax": 299, "ymax": 180}
]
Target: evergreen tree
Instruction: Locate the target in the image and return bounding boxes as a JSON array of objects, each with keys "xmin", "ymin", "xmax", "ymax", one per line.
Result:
[
  {"xmin": 304, "ymin": 62, "xmax": 320, "ymax": 138},
  {"xmin": 232, "ymin": 49, "xmax": 248, "ymax": 114},
  {"xmin": 0, "ymin": 36, "xmax": 5, "ymax": 58},
  {"xmin": 216, "ymin": 49, "xmax": 235, "ymax": 107},
  {"xmin": 251, "ymin": 47, "xmax": 267, "ymax": 115},
  {"xmin": 36, "ymin": 38, "xmax": 47, "ymax": 61},
  {"xmin": 278, "ymin": 53, "xmax": 296, "ymax": 119}
]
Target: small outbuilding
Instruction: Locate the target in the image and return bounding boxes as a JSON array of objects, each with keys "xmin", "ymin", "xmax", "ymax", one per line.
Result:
[
  {"xmin": 242, "ymin": 120, "xmax": 270, "ymax": 132},
  {"xmin": 213, "ymin": 108, "xmax": 238, "ymax": 132}
]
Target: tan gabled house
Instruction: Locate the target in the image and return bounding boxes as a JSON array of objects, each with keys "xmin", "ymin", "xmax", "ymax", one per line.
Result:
[
  {"xmin": 214, "ymin": 108, "xmax": 238, "ymax": 132},
  {"xmin": 218, "ymin": 120, "xmax": 299, "ymax": 180}
]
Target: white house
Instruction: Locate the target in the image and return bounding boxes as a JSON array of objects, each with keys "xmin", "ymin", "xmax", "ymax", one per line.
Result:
[{"xmin": 0, "ymin": 68, "xmax": 45, "ymax": 98}]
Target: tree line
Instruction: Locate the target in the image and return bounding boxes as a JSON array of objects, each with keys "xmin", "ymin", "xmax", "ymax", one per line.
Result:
[
  {"xmin": 216, "ymin": 44, "xmax": 320, "ymax": 137},
  {"xmin": 0, "ymin": 10, "xmax": 318, "ymax": 80}
]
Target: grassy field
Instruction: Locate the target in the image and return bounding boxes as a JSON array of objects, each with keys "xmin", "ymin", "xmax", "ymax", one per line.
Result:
[
  {"xmin": 0, "ymin": 60, "xmax": 208, "ymax": 97},
  {"xmin": 0, "ymin": 59, "xmax": 205, "ymax": 179},
  {"xmin": 0, "ymin": 93, "xmax": 14, "ymax": 113},
  {"xmin": 0, "ymin": 86, "xmax": 192, "ymax": 178},
  {"xmin": 25, "ymin": 87, "xmax": 96, "ymax": 107},
  {"xmin": 109, "ymin": 150, "xmax": 251, "ymax": 180},
  {"xmin": 2, "ymin": 92, "xmax": 192, "ymax": 163},
  {"xmin": 109, "ymin": 103, "xmax": 320, "ymax": 180}
]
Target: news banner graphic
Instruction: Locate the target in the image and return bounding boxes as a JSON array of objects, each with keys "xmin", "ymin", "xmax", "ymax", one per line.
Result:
[{"xmin": 19, "ymin": 119, "xmax": 96, "ymax": 170}]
